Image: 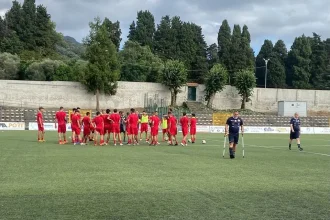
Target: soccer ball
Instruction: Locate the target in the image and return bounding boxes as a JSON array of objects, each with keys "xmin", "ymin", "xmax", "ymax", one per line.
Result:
[
  {"xmin": 165, "ymin": 137, "xmax": 169, "ymax": 141},
  {"xmin": 188, "ymin": 139, "xmax": 192, "ymax": 143},
  {"xmin": 202, "ymin": 140, "xmax": 206, "ymax": 144}
]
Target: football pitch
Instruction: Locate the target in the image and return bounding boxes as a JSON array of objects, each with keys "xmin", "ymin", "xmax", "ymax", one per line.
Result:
[{"xmin": 0, "ymin": 131, "xmax": 329, "ymax": 220}]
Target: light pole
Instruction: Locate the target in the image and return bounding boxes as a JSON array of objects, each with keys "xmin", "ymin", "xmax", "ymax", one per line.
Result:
[{"xmin": 263, "ymin": 58, "xmax": 270, "ymax": 88}]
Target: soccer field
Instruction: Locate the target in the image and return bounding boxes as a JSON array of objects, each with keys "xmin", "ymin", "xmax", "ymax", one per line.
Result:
[{"xmin": 0, "ymin": 131, "xmax": 329, "ymax": 220}]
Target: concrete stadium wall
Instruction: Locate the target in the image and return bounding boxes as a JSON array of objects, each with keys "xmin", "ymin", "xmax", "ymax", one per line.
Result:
[{"xmin": 1, "ymin": 80, "xmax": 330, "ymax": 112}]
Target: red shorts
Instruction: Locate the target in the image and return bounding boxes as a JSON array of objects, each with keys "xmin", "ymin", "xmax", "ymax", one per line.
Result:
[
  {"xmin": 129, "ymin": 126, "xmax": 138, "ymax": 135},
  {"xmin": 126, "ymin": 125, "xmax": 131, "ymax": 135},
  {"xmin": 190, "ymin": 127, "xmax": 196, "ymax": 135},
  {"xmin": 140, "ymin": 123, "xmax": 148, "ymax": 132},
  {"xmin": 104, "ymin": 125, "xmax": 112, "ymax": 134},
  {"xmin": 38, "ymin": 124, "xmax": 44, "ymax": 132},
  {"xmin": 151, "ymin": 128, "xmax": 158, "ymax": 136},
  {"xmin": 57, "ymin": 124, "xmax": 66, "ymax": 133},
  {"xmin": 95, "ymin": 127, "xmax": 104, "ymax": 135},
  {"xmin": 162, "ymin": 129, "xmax": 167, "ymax": 134},
  {"xmin": 83, "ymin": 127, "xmax": 91, "ymax": 136},
  {"xmin": 169, "ymin": 127, "xmax": 177, "ymax": 136},
  {"xmin": 182, "ymin": 127, "xmax": 188, "ymax": 136},
  {"xmin": 112, "ymin": 124, "xmax": 120, "ymax": 134},
  {"xmin": 72, "ymin": 126, "xmax": 81, "ymax": 135},
  {"xmin": 90, "ymin": 124, "xmax": 95, "ymax": 132}
]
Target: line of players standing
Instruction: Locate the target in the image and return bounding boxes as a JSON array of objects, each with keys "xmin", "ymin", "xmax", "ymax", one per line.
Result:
[{"xmin": 37, "ymin": 107, "xmax": 198, "ymax": 146}]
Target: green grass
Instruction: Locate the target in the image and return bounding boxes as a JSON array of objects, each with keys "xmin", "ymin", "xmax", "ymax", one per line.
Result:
[{"xmin": 0, "ymin": 131, "xmax": 329, "ymax": 220}]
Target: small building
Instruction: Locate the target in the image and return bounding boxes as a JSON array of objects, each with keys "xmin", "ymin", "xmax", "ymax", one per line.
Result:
[{"xmin": 278, "ymin": 101, "xmax": 307, "ymax": 117}]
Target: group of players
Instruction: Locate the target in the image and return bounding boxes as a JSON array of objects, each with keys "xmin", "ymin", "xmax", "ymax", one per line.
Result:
[{"xmin": 36, "ymin": 107, "xmax": 198, "ymax": 146}]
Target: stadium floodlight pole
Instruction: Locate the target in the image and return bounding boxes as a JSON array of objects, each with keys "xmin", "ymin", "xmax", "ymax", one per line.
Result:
[{"xmin": 263, "ymin": 58, "xmax": 270, "ymax": 88}]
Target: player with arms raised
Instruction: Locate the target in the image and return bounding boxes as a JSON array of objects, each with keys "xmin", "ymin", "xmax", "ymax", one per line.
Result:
[
  {"xmin": 189, "ymin": 113, "xmax": 197, "ymax": 143},
  {"xmin": 289, "ymin": 112, "xmax": 303, "ymax": 151},
  {"xmin": 37, "ymin": 107, "xmax": 45, "ymax": 142},
  {"xmin": 225, "ymin": 111, "xmax": 243, "ymax": 159},
  {"xmin": 55, "ymin": 106, "xmax": 67, "ymax": 144},
  {"xmin": 92, "ymin": 111, "xmax": 105, "ymax": 146},
  {"xmin": 180, "ymin": 112, "xmax": 189, "ymax": 146}
]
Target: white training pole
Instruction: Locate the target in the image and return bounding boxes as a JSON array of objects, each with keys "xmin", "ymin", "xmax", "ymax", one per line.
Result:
[
  {"xmin": 242, "ymin": 134, "xmax": 245, "ymax": 158},
  {"xmin": 223, "ymin": 136, "xmax": 226, "ymax": 158}
]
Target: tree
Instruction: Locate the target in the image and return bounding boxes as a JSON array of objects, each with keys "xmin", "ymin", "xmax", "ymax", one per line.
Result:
[
  {"xmin": 256, "ymin": 40, "xmax": 273, "ymax": 86},
  {"xmin": 234, "ymin": 69, "xmax": 256, "ymax": 109},
  {"xmin": 217, "ymin": 20, "xmax": 231, "ymax": 71},
  {"xmin": 229, "ymin": 24, "xmax": 243, "ymax": 84},
  {"xmin": 128, "ymin": 10, "xmax": 155, "ymax": 49},
  {"xmin": 268, "ymin": 40, "xmax": 287, "ymax": 88},
  {"xmin": 119, "ymin": 41, "xmax": 163, "ymax": 82},
  {"xmin": 25, "ymin": 59, "xmax": 67, "ymax": 81},
  {"xmin": 102, "ymin": 18, "xmax": 122, "ymax": 51},
  {"xmin": 0, "ymin": 52, "xmax": 20, "ymax": 79},
  {"xmin": 204, "ymin": 64, "xmax": 228, "ymax": 108},
  {"xmin": 309, "ymin": 33, "xmax": 328, "ymax": 88},
  {"xmin": 287, "ymin": 35, "xmax": 312, "ymax": 89},
  {"xmin": 35, "ymin": 5, "xmax": 60, "ymax": 52},
  {"xmin": 0, "ymin": 17, "xmax": 23, "ymax": 54},
  {"xmin": 21, "ymin": 0, "xmax": 37, "ymax": 50},
  {"xmin": 83, "ymin": 17, "xmax": 120, "ymax": 111},
  {"xmin": 153, "ymin": 15, "xmax": 174, "ymax": 60},
  {"xmin": 240, "ymin": 25, "xmax": 255, "ymax": 71},
  {"xmin": 162, "ymin": 60, "xmax": 188, "ymax": 106},
  {"xmin": 206, "ymin": 43, "xmax": 219, "ymax": 68}
]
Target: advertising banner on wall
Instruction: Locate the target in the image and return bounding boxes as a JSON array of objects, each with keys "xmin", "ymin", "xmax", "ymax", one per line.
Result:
[
  {"xmin": 0, "ymin": 122, "xmax": 25, "ymax": 130},
  {"xmin": 210, "ymin": 126, "xmax": 225, "ymax": 133},
  {"xmin": 196, "ymin": 126, "xmax": 210, "ymax": 133}
]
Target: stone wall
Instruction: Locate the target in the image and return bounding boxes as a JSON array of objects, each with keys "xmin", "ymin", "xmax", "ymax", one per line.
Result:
[{"xmin": 0, "ymin": 80, "xmax": 330, "ymax": 112}]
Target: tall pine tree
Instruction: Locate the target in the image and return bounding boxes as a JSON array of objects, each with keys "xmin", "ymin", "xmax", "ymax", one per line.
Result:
[
  {"xmin": 206, "ymin": 43, "xmax": 219, "ymax": 68},
  {"xmin": 127, "ymin": 10, "xmax": 155, "ymax": 49},
  {"xmin": 217, "ymin": 20, "xmax": 231, "ymax": 71},
  {"xmin": 229, "ymin": 24, "xmax": 243, "ymax": 84},
  {"xmin": 21, "ymin": 0, "xmax": 37, "ymax": 50},
  {"xmin": 267, "ymin": 40, "xmax": 287, "ymax": 88},
  {"xmin": 287, "ymin": 35, "xmax": 312, "ymax": 89},
  {"xmin": 241, "ymin": 25, "xmax": 255, "ymax": 70},
  {"xmin": 102, "ymin": 18, "xmax": 122, "ymax": 51},
  {"xmin": 256, "ymin": 40, "xmax": 273, "ymax": 86}
]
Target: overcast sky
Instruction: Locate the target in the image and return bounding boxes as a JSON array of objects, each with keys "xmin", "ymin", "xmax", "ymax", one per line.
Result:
[{"xmin": 1, "ymin": 0, "xmax": 330, "ymax": 53}]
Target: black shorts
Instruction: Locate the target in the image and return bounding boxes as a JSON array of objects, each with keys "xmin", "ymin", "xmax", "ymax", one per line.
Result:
[
  {"xmin": 290, "ymin": 131, "xmax": 300, "ymax": 139},
  {"xmin": 120, "ymin": 124, "xmax": 125, "ymax": 133},
  {"xmin": 229, "ymin": 133, "xmax": 239, "ymax": 144}
]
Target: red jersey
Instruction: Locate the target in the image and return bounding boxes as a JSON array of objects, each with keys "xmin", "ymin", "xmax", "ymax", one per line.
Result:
[
  {"xmin": 151, "ymin": 115, "xmax": 160, "ymax": 128},
  {"xmin": 190, "ymin": 117, "xmax": 197, "ymax": 128},
  {"xmin": 70, "ymin": 113, "xmax": 73, "ymax": 122},
  {"xmin": 128, "ymin": 113, "xmax": 139, "ymax": 127},
  {"xmin": 82, "ymin": 116, "xmax": 91, "ymax": 127},
  {"xmin": 103, "ymin": 114, "xmax": 112, "ymax": 127},
  {"xmin": 55, "ymin": 111, "xmax": 66, "ymax": 126},
  {"xmin": 37, "ymin": 111, "xmax": 43, "ymax": 125},
  {"xmin": 93, "ymin": 115, "xmax": 104, "ymax": 128},
  {"xmin": 71, "ymin": 114, "xmax": 80, "ymax": 127},
  {"xmin": 180, "ymin": 116, "xmax": 189, "ymax": 128},
  {"xmin": 168, "ymin": 115, "xmax": 177, "ymax": 129},
  {"xmin": 110, "ymin": 113, "xmax": 120, "ymax": 125}
]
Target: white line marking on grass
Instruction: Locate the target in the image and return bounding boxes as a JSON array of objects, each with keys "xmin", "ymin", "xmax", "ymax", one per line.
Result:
[{"xmin": 246, "ymin": 144, "xmax": 330, "ymax": 157}]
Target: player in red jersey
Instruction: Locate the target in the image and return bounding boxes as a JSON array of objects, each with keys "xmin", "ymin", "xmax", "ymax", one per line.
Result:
[
  {"xmin": 82, "ymin": 112, "xmax": 92, "ymax": 143},
  {"xmin": 150, "ymin": 111, "xmax": 160, "ymax": 146},
  {"xmin": 167, "ymin": 112, "xmax": 178, "ymax": 146},
  {"xmin": 37, "ymin": 107, "xmax": 45, "ymax": 142},
  {"xmin": 92, "ymin": 111, "xmax": 105, "ymax": 146},
  {"xmin": 103, "ymin": 109, "xmax": 112, "ymax": 144},
  {"xmin": 190, "ymin": 113, "xmax": 197, "ymax": 143},
  {"xmin": 110, "ymin": 109, "xmax": 123, "ymax": 146},
  {"xmin": 125, "ymin": 112, "xmax": 131, "ymax": 144},
  {"xmin": 55, "ymin": 106, "xmax": 67, "ymax": 144},
  {"xmin": 70, "ymin": 108, "xmax": 76, "ymax": 143},
  {"xmin": 128, "ymin": 108, "xmax": 139, "ymax": 145},
  {"xmin": 180, "ymin": 112, "xmax": 189, "ymax": 146},
  {"xmin": 71, "ymin": 110, "xmax": 84, "ymax": 145}
]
